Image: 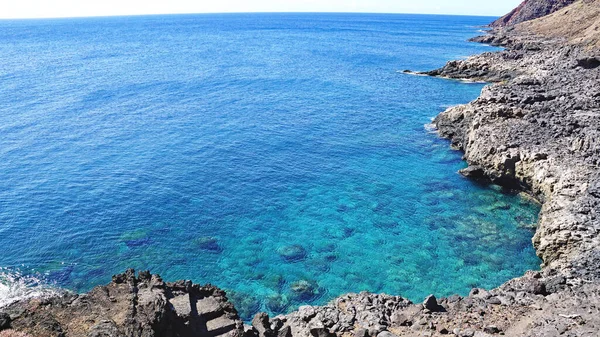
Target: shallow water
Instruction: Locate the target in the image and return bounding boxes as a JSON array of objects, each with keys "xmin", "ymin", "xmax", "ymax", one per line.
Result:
[{"xmin": 0, "ymin": 13, "xmax": 540, "ymax": 319}]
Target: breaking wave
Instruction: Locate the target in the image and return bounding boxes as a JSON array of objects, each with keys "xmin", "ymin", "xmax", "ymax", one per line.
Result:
[{"xmin": 0, "ymin": 268, "xmax": 62, "ymax": 308}]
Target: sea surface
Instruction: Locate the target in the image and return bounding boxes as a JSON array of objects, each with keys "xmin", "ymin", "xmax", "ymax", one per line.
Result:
[{"xmin": 0, "ymin": 13, "xmax": 541, "ymax": 319}]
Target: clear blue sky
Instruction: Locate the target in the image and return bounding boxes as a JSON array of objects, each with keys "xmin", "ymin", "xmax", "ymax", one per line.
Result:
[{"xmin": 0, "ymin": 0, "xmax": 522, "ymax": 19}]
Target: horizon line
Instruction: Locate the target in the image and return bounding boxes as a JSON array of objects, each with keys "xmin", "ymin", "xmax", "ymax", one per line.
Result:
[{"xmin": 0, "ymin": 11, "xmax": 501, "ymax": 21}]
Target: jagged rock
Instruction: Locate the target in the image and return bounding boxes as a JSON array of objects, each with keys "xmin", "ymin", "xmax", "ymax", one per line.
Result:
[
  {"xmin": 422, "ymin": 295, "xmax": 443, "ymax": 312},
  {"xmin": 252, "ymin": 313, "xmax": 274, "ymax": 337}
]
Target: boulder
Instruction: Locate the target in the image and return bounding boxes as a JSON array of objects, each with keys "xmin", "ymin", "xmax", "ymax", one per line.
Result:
[
  {"xmin": 422, "ymin": 295, "xmax": 443, "ymax": 312},
  {"xmin": 277, "ymin": 245, "xmax": 307, "ymax": 262}
]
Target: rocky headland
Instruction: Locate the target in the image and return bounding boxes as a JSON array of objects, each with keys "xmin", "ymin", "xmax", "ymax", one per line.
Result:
[{"xmin": 2, "ymin": 1, "xmax": 600, "ymax": 336}]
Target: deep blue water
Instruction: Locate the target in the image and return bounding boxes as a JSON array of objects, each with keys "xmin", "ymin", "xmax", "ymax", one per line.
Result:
[{"xmin": 0, "ymin": 13, "xmax": 540, "ymax": 319}]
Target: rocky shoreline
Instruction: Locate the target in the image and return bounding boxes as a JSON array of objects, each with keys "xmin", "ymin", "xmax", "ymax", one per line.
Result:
[{"xmin": 2, "ymin": 3, "xmax": 600, "ymax": 337}]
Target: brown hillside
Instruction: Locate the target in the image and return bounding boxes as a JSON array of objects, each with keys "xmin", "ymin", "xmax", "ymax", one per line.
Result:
[
  {"xmin": 516, "ymin": 0, "xmax": 600, "ymax": 48},
  {"xmin": 490, "ymin": 0, "xmax": 576, "ymax": 27}
]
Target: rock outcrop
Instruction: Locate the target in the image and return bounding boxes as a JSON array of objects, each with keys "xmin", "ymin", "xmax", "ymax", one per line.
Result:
[
  {"xmin": 0, "ymin": 269, "xmax": 244, "ymax": 337},
  {"xmin": 490, "ymin": 0, "xmax": 576, "ymax": 27}
]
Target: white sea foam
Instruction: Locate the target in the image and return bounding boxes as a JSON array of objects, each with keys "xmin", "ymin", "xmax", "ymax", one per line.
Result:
[
  {"xmin": 424, "ymin": 122, "xmax": 438, "ymax": 133},
  {"xmin": 0, "ymin": 268, "xmax": 61, "ymax": 308}
]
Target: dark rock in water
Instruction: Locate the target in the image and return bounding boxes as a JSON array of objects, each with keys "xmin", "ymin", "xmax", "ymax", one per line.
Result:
[
  {"xmin": 290, "ymin": 280, "xmax": 319, "ymax": 301},
  {"xmin": 0, "ymin": 312, "xmax": 11, "ymax": 329},
  {"xmin": 342, "ymin": 227, "xmax": 356, "ymax": 238},
  {"xmin": 195, "ymin": 236, "xmax": 223, "ymax": 253},
  {"xmin": 290, "ymin": 280, "xmax": 320, "ymax": 302},
  {"xmin": 459, "ymin": 165, "xmax": 487, "ymax": 181},
  {"xmin": 124, "ymin": 237, "xmax": 152, "ymax": 248},
  {"xmin": 323, "ymin": 252, "xmax": 339, "ymax": 262},
  {"xmin": 277, "ymin": 244, "xmax": 307, "ymax": 262},
  {"xmin": 422, "ymin": 294, "xmax": 443, "ymax": 312},
  {"xmin": 228, "ymin": 291, "xmax": 261, "ymax": 322},
  {"xmin": 265, "ymin": 294, "xmax": 290, "ymax": 314},
  {"xmin": 48, "ymin": 265, "xmax": 75, "ymax": 284}
]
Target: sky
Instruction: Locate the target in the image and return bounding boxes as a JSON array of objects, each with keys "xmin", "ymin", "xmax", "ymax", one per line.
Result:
[{"xmin": 0, "ymin": 0, "xmax": 522, "ymax": 19}]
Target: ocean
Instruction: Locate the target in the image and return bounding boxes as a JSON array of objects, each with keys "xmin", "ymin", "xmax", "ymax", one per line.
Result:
[{"xmin": 0, "ymin": 13, "xmax": 540, "ymax": 320}]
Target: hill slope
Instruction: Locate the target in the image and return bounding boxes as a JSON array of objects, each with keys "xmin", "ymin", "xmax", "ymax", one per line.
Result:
[
  {"xmin": 490, "ymin": 0, "xmax": 576, "ymax": 27},
  {"xmin": 516, "ymin": 0, "xmax": 600, "ymax": 48}
]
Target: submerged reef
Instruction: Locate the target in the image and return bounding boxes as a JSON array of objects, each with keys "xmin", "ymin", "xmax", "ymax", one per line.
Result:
[{"xmin": 3, "ymin": 1, "xmax": 600, "ymax": 336}]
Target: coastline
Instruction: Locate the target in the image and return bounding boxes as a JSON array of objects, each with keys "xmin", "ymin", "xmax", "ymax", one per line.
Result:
[{"xmin": 2, "ymin": 11, "xmax": 600, "ymax": 337}]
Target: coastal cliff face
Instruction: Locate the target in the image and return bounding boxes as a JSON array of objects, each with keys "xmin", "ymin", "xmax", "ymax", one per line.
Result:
[
  {"xmin": 3, "ymin": 1, "xmax": 600, "ymax": 337},
  {"xmin": 490, "ymin": 0, "xmax": 576, "ymax": 27},
  {"xmin": 432, "ymin": 0, "xmax": 600, "ymax": 271}
]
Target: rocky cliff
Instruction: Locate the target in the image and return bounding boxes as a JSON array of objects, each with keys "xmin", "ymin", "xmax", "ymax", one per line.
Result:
[{"xmin": 490, "ymin": 0, "xmax": 576, "ymax": 27}]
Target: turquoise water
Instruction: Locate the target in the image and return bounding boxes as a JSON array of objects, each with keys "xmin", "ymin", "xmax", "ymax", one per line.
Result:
[{"xmin": 0, "ymin": 13, "xmax": 540, "ymax": 319}]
